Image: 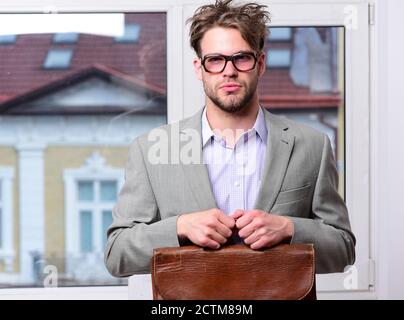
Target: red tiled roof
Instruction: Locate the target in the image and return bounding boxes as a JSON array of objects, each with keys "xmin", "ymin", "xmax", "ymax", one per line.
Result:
[
  {"xmin": 0, "ymin": 13, "xmax": 166, "ymax": 101},
  {"xmin": 261, "ymin": 95, "xmax": 341, "ymax": 109},
  {"xmin": 0, "ymin": 63, "xmax": 166, "ymax": 115},
  {"xmin": 0, "ymin": 16, "xmax": 340, "ymax": 111},
  {"xmin": 0, "ymin": 95, "xmax": 13, "ymax": 103}
]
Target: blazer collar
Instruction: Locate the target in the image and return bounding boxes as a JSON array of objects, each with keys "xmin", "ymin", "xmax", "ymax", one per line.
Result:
[
  {"xmin": 253, "ymin": 109, "xmax": 295, "ymax": 212},
  {"xmin": 179, "ymin": 108, "xmax": 217, "ymax": 210}
]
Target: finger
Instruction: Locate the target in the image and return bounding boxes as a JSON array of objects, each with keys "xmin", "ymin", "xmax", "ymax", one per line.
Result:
[
  {"xmin": 198, "ymin": 236, "xmax": 221, "ymax": 249},
  {"xmin": 217, "ymin": 212, "xmax": 236, "ymax": 229},
  {"xmin": 235, "ymin": 212, "xmax": 255, "ymax": 229},
  {"xmin": 214, "ymin": 222, "xmax": 233, "ymax": 238},
  {"xmin": 243, "ymin": 228, "xmax": 261, "ymax": 245},
  {"xmin": 250, "ymin": 234, "xmax": 276, "ymax": 250},
  {"xmin": 231, "ymin": 209, "xmax": 245, "ymax": 220},
  {"xmin": 208, "ymin": 230, "xmax": 228, "ymax": 245},
  {"xmin": 238, "ymin": 221, "xmax": 258, "ymax": 239}
]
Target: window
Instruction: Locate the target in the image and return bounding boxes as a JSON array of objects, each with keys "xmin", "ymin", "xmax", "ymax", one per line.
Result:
[
  {"xmin": 77, "ymin": 180, "xmax": 117, "ymax": 253},
  {"xmin": 0, "ymin": 1, "xmax": 372, "ymax": 300},
  {"xmin": 184, "ymin": 3, "xmax": 371, "ymax": 297},
  {"xmin": 43, "ymin": 49, "xmax": 73, "ymax": 69},
  {"xmin": 114, "ymin": 24, "xmax": 141, "ymax": 43},
  {"xmin": 0, "ymin": 12, "xmax": 167, "ymax": 289},
  {"xmin": 266, "ymin": 49, "xmax": 291, "ymax": 68},
  {"xmin": 63, "ymin": 152, "xmax": 125, "ymax": 285},
  {"xmin": 53, "ymin": 32, "xmax": 79, "ymax": 44},
  {"xmin": 268, "ymin": 27, "xmax": 292, "ymax": 41},
  {"xmin": 0, "ymin": 34, "xmax": 16, "ymax": 44}
]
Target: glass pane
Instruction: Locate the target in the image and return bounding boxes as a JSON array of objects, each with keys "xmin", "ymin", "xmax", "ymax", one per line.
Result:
[
  {"xmin": 0, "ymin": 180, "xmax": 2, "ymax": 202},
  {"xmin": 114, "ymin": 24, "xmax": 141, "ymax": 43},
  {"xmin": 53, "ymin": 32, "xmax": 79, "ymax": 44},
  {"xmin": 262, "ymin": 26, "xmax": 345, "ymax": 197},
  {"xmin": 269, "ymin": 27, "xmax": 292, "ymax": 41},
  {"xmin": 0, "ymin": 12, "xmax": 165, "ymax": 287},
  {"xmin": 43, "ymin": 49, "xmax": 73, "ymax": 69},
  {"xmin": 0, "ymin": 34, "xmax": 16, "ymax": 44},
  {"xmin": 80, "ymin": 210, "xmax": 92, "ymax": 253},
  {"xmin": 78, "ymin": 181, "xmax": 94, "ymax": 202},
  {"xmin": 100, "ymin": 181, "xmax": 117, "ymax": 202},
  {"xmin": 102, "ymin": 210, "xmax": 113, "ymax": 248},
  {"xmin": 266, "ymin": 49, "xmax": 291, "ymax": 68}
]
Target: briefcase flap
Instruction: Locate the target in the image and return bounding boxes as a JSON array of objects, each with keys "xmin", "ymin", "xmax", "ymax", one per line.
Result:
[{"xmin": 151, "ymin": 244, "xmax": 315, "ymax": 300}]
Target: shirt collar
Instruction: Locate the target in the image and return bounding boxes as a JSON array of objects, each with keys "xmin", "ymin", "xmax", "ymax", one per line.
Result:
[{"xmin": 201, "ymin": 106, "xmax": 268, "ymax": 148}]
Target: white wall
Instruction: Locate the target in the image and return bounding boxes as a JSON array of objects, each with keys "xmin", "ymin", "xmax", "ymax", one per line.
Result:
[{"xmin": 374, "ymin": 0, "xmax": 404, "ymax": 300}]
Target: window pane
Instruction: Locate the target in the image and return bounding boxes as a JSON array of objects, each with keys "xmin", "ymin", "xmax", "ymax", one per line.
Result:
[
  {"xmin": 266, "ymin": 49, "xmax": 291, "ymax": 68},
  {"xmin": 43, "ymin": 49, "xmax": 73, "ymax": 69},
  {"xmin": 269, "ymin": 27, "xmax": 292, "ymax": 41},
  {"xmin": 0, "ymin": 12, "xmax": 166, "ymax": 287},
  {"xmin": 102, "ymin": 210, "xmax": 113, "ymax": 248},
  {"xmin": 80, "ymin": 210, "xmax": 92, "ymax": 253},
  {"xmin": 114, "ymin": 24, "xmax": 141, "ymax": 43},
  {"xmin": 78, "ymin": 181, "xmax": 94, "ymax": 202},
  {"xmin": 261, "ymin": 26, "xmax": 345, "ymax": 197},
  {"xmin": 0, "ymin": 34, "xmax": 16, "ymax": 44},
  {"xmin": 100, "ymin": 181, "xmax": 117, "ymax": 202},
  {"xmin": 53, "ymin": 32, "xmax": 79, "ymax": 44}
]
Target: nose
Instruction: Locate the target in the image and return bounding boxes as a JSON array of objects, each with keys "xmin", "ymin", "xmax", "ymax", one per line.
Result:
[{"xmin": 222, "ymin": 60, "xmax": 238, "ymax": 77}]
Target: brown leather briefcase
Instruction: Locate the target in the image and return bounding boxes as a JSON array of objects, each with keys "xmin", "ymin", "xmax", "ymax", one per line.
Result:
[{"xmin": 151, "ymin": 243, "xmax": 316, "ymax": 300}]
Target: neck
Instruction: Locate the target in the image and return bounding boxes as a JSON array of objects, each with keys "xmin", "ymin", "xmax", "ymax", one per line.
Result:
[{"xmin": 205, "ymin": 96, "xmax": 260, "ymax": 147}]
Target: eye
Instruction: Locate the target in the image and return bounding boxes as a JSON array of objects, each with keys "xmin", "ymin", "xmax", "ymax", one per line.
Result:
[
  {"xmin": 234, "ymin": 53, "xmax": 253, "ymax": 62},
  {"xmin": 206, "ymin": 56, "xmax": 225, "ymax": 64}
]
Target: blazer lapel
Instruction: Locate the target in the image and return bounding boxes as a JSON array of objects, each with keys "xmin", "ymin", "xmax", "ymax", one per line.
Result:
[
  {"xmin": 179, "ymin": 109, "xmax": 217, "ymax": 210},
  {"xmin": 254, "ymin": 110, "xmax": 295, "ymax": 212}
]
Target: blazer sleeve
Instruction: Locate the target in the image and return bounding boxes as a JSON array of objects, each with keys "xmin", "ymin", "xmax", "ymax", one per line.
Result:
[
  {"xmin": 290, "ymin": 134, "xmax": 356, "ymax": 273},
  {"xmin": 104, "ymin": 138, "xmax": 180, "ymax": 277}
]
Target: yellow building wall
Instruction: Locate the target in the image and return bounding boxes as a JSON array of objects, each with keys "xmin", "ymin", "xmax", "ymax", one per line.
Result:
[
  {"xmin": 0, "ymin": 147, "xmax": 19, "ymax": 273},
  {"xmin": 44, "ymin": 146, "xmax": 128, "ymax": 271}
]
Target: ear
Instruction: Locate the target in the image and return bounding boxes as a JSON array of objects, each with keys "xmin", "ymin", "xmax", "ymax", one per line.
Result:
[
  {"xmin": 193, "ymin": 57, "xmax": 203, "ymax": 81},
  {"xmin": 257, "ymin": 51, "xmax": 266, "ymax": 77}
]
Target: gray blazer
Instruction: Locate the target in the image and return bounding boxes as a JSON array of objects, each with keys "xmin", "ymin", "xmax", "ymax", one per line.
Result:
[{"xmin": 105, "ymin": 108, "xmax": 355, "ymax": 276}]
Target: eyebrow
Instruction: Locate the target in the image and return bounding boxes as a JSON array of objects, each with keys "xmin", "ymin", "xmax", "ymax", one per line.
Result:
[{"xmin": 203, "ymin": 50, "xmax": 255, "ymax": 57}]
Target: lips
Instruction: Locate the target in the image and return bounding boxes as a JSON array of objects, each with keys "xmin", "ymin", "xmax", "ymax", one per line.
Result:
[{"xmin": 220, "ymin": 83, "xmax": 241, "ymax": 93}]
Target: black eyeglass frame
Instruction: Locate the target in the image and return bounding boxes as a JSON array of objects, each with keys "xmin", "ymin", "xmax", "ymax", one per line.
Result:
[{"xmin": 200, "ymin": 51, "xmax": 259, "ymax": 74}]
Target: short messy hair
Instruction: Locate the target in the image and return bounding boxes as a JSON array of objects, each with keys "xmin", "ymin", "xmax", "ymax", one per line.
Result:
[{"xmin": 187, "ymin": 0, "xmax": 271, "ymax": 57}]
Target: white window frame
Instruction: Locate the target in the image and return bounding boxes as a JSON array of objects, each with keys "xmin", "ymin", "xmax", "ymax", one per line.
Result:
[
  {"xmin": 0, "ymin": 166, "xmax": 15, "ymax": 274},
  {"xmin": 0, "ymin": 0, "xmax": 374, "ymax": 300},
  {"xmin": 63, "ymin": 152, "xmax": 123, "ymax": 276}
]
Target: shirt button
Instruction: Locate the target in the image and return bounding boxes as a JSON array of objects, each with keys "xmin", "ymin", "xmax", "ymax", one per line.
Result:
[{"xmin": 234, "ymin": 181, "xmax": 240, "ymax": 187}]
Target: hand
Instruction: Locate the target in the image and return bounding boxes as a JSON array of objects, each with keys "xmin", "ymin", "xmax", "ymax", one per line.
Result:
[
  {"xmin": 231, "ymin": 209, "xmax": 294, "ymax": 250},
  {"xmin": 177, "ymin": 208, "xmax": 235, "ymax": 249}
]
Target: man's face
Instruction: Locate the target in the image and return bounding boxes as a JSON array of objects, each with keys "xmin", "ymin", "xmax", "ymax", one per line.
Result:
[{"xmin": 194, "ymin": 27, "xmax": 265, "ymax": 114}]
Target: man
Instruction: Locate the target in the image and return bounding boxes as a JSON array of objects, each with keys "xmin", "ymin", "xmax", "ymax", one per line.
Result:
[{"xmin": 105, "ymin": 0, "xmax": 355, "ymax": 277}]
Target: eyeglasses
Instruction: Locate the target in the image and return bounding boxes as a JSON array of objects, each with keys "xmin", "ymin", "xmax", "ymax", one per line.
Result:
[{"xmin": 201, "ymin": 51, "xmax": 258, "ymax": 74}]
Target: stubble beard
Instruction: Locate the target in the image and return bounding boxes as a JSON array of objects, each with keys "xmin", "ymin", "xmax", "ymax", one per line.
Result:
[{"xmin": 204, "ymin": 77, "xmax": 258, "ymax": 114}]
